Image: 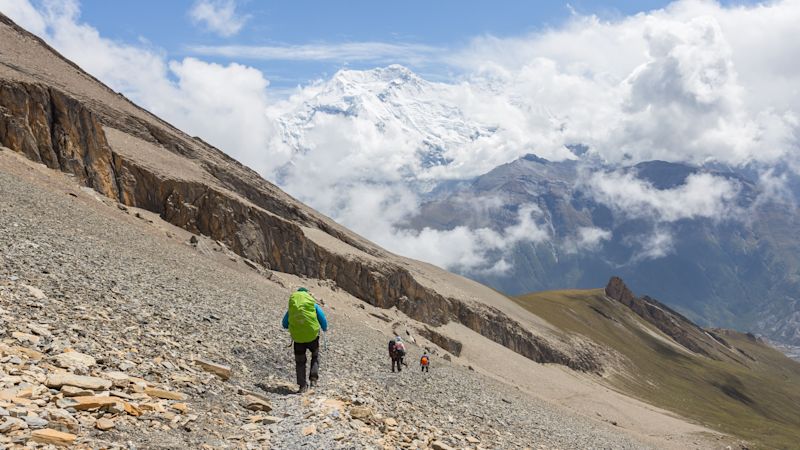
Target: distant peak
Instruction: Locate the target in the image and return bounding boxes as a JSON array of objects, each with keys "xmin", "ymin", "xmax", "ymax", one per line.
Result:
[{"xmin": 333, "ymin": 64, "xmax": 421, "ymax": 86}]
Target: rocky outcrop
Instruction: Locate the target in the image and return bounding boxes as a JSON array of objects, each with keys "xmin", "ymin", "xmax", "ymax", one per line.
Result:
[
  {"xmin": 0, "ymin": 81, "xmax": 118, "ymax": 198},
  {"xmin": 605, "ymin": 277, "xmax": 726, "ymax": 359},
  {"xmin": 417, "ymin": 326, "xmax": 463, "ymax": 357},
  {"xmin": 0, "ymin": 75, "xmax": 601, "ymax": 373}
]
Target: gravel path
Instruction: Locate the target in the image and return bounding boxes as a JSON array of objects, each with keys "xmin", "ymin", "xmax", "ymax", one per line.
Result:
[{"xmin": 0, "ymin": 155, "xmax": 653, "ymax": 449}]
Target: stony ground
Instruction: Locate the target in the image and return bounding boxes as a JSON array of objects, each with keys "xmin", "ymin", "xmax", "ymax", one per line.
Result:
[{"xmin": 0, "ymin": 157, "xmax": 656, "ymax": 449}]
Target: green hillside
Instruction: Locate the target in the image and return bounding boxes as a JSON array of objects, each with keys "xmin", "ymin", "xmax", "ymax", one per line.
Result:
[{"xmin": 514, "ymin": 288, "xmax": 800, "ymax": 450}]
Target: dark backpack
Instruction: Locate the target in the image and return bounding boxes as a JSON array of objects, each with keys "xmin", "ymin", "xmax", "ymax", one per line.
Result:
[{"xmin": 388, "ymin": 340, "xmax": 396, "ymax": 355}]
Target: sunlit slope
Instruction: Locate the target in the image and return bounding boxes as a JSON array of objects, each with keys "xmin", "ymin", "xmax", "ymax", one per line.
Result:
[{"xmin": 514, "ymin": 286, "xmax": 800, "ymax": 450}]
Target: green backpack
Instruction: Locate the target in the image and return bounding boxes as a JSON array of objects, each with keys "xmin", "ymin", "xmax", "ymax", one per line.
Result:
[{"xmin": 288, "ymin": 290, "xmax": 320, "ymax": 343}]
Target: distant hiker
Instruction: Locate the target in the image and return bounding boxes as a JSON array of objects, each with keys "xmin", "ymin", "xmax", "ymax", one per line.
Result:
[
  {"xmin": 282, "ymin": 287, "xmax": 328, "ymax": 392},
  {"xmin": 389, "ymin": 336, "xmax": 406, "ymax": 372},
  {"xmin": 420, "ymin": 350, "xmax": 430, "ymax": 372}
]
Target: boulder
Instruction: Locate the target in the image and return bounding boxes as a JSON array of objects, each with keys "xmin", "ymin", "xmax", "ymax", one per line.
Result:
[
  {"xmin": 243, "ymin": 395, "xmax": 272, "ymax": 412},
  {"xmin": 52, "ymin": 351, "xmax": 96, "ymax": 370},
  {"xmin": 29, "ymin": 428, "xmax": 77, "ymax": 446},
  {"xmin": 24, "ymin": 416, "xmax": 48, "ymax": 429},
  {"xmin": 194, "ymin": 359, "xmax": 232, "ymax": 380},
  {"xmin": 60, "ymin": 385, "xmax": 94, "ymax": 397},
  {"xmin": 43, "ymin": 409, "xmax": 79, "ymax": 433},
  {"xmin": 102, "ymin": 371, "xmax": 130, "ymax": 387},
  {"xmin": 46, "ymin": 374, "xmax": 111, "ymax": 391},
  {"xmin": 64, "ymin": 395, "xmax": 125, "ymax": 411},
  {"xmin": 144, "ymin": 387, "xmax": 186, "ymax": 401},
  {"xmin": 95, "ymin": 417, "xmax": 115, "ymax": 431},
  {"xmin": 0, "ymin": 416, "xmax": 27, "ymax": 432}
]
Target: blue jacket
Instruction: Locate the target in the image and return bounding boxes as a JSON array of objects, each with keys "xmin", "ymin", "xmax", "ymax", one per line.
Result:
[{"xmin": 282, "ymin": 304, "xmax": 328, "ymax": 332}]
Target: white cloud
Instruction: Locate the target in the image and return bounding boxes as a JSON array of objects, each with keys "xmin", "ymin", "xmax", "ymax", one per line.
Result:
[
  {"xmin": 2, "ymin": 0, "xmax": 273, "ymax": 174},
  {"xmin": 632, "ymin": 228, "xmax": 675, "ymax": 261},
  {"xmin": 380, "ymin": 205, "xmax": 550, "ymax": 273},
  {"xmin": 448, "ymin": 0, "xmax": 800, "ymax": 167},
  {"xmin": 0, "ymin": 0, "xmax": 46, "ymax": 34},
  {"xmin": 586, "ymin": 171, "xmax": 741, "ymax": 222},
  {"xmin": 563, "ymin": 227, "xmax": 612, "ymax": 254},
  {"xmin": 190, "ymin": 42, "xmax": 441, "ymax": 64},
  {"xmin": 189, "ymin": 0, "xmax": 248, "ymax": 37}
]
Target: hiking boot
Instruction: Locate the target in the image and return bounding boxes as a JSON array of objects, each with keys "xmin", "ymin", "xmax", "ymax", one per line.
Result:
[{"xmin": 298, "ymin": 385, "xmax": 308, "ymax": 394}]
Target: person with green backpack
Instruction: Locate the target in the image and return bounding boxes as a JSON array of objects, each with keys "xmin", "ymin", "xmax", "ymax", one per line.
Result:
[{"xmin": 281, "ymin": 287, "xmax": 328, "ymax": 392}]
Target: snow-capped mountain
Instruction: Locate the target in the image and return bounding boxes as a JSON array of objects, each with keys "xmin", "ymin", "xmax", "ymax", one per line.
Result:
[{"xmin": 271, "ymin": 65, "xmax": 498, "ymax": 183}]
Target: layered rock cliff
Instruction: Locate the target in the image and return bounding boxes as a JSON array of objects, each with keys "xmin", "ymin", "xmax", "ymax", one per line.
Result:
[{"xmin": 0, "ymin": 13, "xmax": 600, "ymax": 372}]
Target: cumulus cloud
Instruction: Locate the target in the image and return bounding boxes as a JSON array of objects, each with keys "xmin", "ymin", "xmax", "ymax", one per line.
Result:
[
  {"xmin": 2, "ymin": 0, "xmax": 273, "ymax": 174},
  {"xmin": 586, "ymin": 171, "xmax": 741, "ymax": 222},
  {"xmin": 189, "ymin": 0, "xmax": 248, "ymax": 37},
  {"xmin": 449, "ymin": 0, "xmax": 800, "ymax": 167}
]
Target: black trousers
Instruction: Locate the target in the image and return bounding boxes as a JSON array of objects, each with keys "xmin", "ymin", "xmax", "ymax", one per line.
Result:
[
  {"xmin": 392, "ymin": 356, "xmax": 404, "ymax": 372},
  {"xmin": 294, "ymin": 337, "xmax": 320, "ymax": 388},
  {"xmin": 421, "ymin": 365, "xmax": 429, "ymax": 372}
]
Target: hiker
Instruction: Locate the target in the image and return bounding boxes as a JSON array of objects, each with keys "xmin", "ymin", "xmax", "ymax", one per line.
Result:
[
  {"xmin": 420, "ymin": 350, "xmax": 430, "ymax": 372},
  {"xmin": 282, "ymin": 287, "xmax": 328, "ymax": 392},
  {"xmin": 388, "ymin": 336, "xmax": 406, "ymax": 372}
]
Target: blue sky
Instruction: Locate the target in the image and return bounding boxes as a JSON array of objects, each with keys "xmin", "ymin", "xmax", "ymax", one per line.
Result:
[{"xmin": 72, "ymin": 0, "xmax": 743, "ymax": 88}]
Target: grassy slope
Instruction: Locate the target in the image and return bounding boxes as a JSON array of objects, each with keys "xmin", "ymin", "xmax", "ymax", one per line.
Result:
[{"xmin": 514, "ymin": 289, "xmax": 800, "ymax": 450}]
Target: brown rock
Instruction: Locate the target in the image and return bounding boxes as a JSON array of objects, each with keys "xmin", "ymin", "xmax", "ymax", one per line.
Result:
[
  {"xmin": 66, "ymin": 395, "xmax": 124, "ymax": 411},
  {"xmin": 302, "ymin": 424, "xmax": 317, "ymax": 436},
  {"xmin": 95, "ymin": 417, "xmax": 115, "ymax": 431},
  {"xmin": 194, "ymin": 359, "xmax": 232, "ymax": 380},
  {"xmin": 102, "ymin": 371, "xmax": 130, "ymax": 387},
  {"xmin": 52, "ymin": 352, "xmax": 96, "ymax": 369},
  {"xmin": 11, "ymin": 331, "xmax": 40, "ymax": 345},
  {"xmin": 144, "ymin": 387, "xmax": 186, "ymax": 401},
  {"xmin": 431, "ymin": 441, "xmax": 454, "ymax": 450},
  {"xmin": 60, "ymin": 385, "xmax": 94, "ymax": 397},
  {"xmin": 384, "ymin": 417, "xmax": 398, "ymax": 427},
  {"xmin": 243, "ymin": 395, "xmax": 272, "ymax": 412},
  {"xmin": 171, "ymin": 402, "xmax": 189, "ymax": 413},
  {"xmin": 29, "ymin": 428, "xmax": 77, "ymax": 446},
  {"xmin": 123, "ymin": 402, "xmax": 142, "ymax": 417},
  {"xmin": 46, "ymin": 374, "xmax": 112, "ymax": 391},
  {"xmin": 349, "ymin": 406, "xmax": 373, "ymax": 420}
]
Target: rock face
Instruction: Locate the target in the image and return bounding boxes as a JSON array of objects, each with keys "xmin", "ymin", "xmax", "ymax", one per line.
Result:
[
  {"xmin": 417, "ymin": 326, "xmax": 463, "ymax": 357},
  {"xmin": 605, "ymin": 277, "xmax": 737, "ymax": 359},
  {"xmin": 0, "ymin": 13, "xmax": 599, "ymax": 372}
]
